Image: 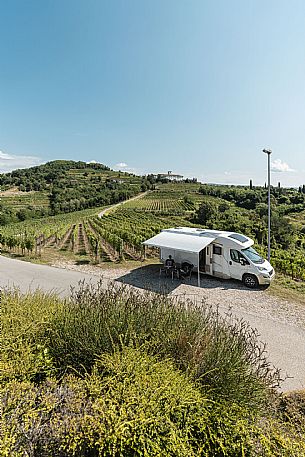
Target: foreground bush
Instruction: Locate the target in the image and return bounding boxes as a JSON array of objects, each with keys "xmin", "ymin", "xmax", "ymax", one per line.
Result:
[
  {"xmin": 45, "ymin": 281, "xmax": 280, "ymax": 410},
  {"xmin": 2, "ymin": 282, "xmax": 280, "ymax": 409},
  {"xmin": 1, "ymin": 289, "xmax": 62, "ymax": 383},
  {"xmin": 2, "ymin": 347, "xmax": 304, "ymax": 457},
  {"xmin": 2, "ymin": 284, "xmax": 305, "ymax": 455},
  {"xmin": 278, "ymin": 389, "xmax": 305, "ymax": 427}
]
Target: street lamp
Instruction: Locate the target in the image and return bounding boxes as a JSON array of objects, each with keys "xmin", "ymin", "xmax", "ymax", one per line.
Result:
[{"xmin": 262, "ymin": 148, "xmax": 272, "ymax": 262}]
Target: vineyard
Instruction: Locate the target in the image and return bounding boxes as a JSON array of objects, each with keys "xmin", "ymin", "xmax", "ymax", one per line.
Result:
[
  {"xmin": 0, "ymin": 207, "xmax": 190, "ymax": 263},
  {"xmin": 1, "ymin": 182, "xmax": 305, "ymax": 282},
  {"xmin": 121, "ymin": 183, "xmax": 207, "ymax": 215},
  {"xmin": 260, "ymin": 247, "xmax": 305, "ymax": 281},
  {"xmin": 0, "ymin": 189, "xmax": 50, "ymax": 209},
  {"xmin": 122, "ymin": 197, "xmax": 194, "ymax": 214},
  {"xmin": 0, "ymin": 207, "xmax": 105, "ymax": 258}
]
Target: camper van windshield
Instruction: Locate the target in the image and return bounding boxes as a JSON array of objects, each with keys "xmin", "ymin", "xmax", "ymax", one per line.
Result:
[{"xmin": 242, "ymin": 247, "xmax": 264, "ymax": 264}]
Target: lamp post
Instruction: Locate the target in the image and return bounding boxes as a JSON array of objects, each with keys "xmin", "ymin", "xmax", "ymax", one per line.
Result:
[{"xmin": 262, "ymin": 148, "xmax": 272, "ymax": 262}]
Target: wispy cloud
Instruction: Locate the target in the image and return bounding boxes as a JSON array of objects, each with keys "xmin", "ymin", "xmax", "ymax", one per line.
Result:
[
  {"xmin": 0, "ymin": 150, "xmax": 43, "ymax": 173},
  {"xmin": 113, "ymin": 161, "xmax": 141, "ymax": 175},
  {"xmin": 271, "ymin": 159, "xmax": 294, "ymax": 172},
  {"xmin": 115, "ymin": 162, "xmax": 128, "ymax": 168}
]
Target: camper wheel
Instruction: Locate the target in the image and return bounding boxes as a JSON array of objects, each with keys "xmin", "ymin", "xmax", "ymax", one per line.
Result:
[{"xmin": 242, "ymin": 273, "xmax": 259, "ymax": 289}]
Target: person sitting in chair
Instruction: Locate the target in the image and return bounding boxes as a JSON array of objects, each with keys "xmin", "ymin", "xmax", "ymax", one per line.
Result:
[
  {"xmin": 165, "ymin": 255, "xmax": 175, "ymax": 268},
  {"xmin": 160, "ymin": 255, "xmax": 176, "ymax": 278}
]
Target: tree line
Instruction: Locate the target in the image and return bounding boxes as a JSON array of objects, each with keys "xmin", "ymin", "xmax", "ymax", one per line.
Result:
[{"xmin": 194, "ymin": 184, "xmax": 305, "ymax": 250}]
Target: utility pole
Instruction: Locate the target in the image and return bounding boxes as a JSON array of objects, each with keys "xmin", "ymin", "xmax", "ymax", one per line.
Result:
[{"xmin": 262, "ymin": 149, "xmax": 272, "ymax": 262}]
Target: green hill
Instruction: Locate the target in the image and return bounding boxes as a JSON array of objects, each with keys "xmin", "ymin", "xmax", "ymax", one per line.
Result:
[{"xmin": 0, "ymin": 160, "xmax": 152, "ymax": 224}]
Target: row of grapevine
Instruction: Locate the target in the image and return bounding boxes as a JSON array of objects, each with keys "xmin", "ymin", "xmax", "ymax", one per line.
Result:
[
  {"xmin": 258, "ymin": 246, "xmax": 305, "ymax": 281},
  {"xmin": 0, "ymin": 207, "xmax": 106, "ymax": 255},
  {"xmin": 271, "ymin": 250, "xmax": 305, "ymax": 280},
  {"xmin": 123, "ymin": 198, "xmax": 194, "ymax": 213},
  {"xmin": 84, "ymin": 210, "xmax": 195, "ymax": 260}
]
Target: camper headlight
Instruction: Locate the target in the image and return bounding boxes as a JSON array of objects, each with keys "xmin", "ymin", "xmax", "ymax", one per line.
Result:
[{"xmin": 257, "ymin": 266, "xmax": 268, "ymax": 272}]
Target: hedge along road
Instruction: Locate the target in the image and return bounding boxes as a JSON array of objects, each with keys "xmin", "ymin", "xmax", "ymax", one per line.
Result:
[{"xmin": 1, "ymin": 254, "xmax": 304, "ymax": 393}]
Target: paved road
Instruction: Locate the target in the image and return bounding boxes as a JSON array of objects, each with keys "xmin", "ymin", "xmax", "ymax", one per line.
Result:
[
  {"xmin": 1, "ymin": 255, "xmax": 304, "ymax": 392},
  {"xmin": 0, "ymin": 255, "xmax": 100, "ymax": 297}
]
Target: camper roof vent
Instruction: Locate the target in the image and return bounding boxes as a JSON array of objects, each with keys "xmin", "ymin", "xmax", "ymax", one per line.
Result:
[
  {"xmin": 202, "ymin": 232, "xmax": 216, "ymax": 237},
  {"xmin": 228, "ymin": 233, "xmax": 248, "ymax": 243}
]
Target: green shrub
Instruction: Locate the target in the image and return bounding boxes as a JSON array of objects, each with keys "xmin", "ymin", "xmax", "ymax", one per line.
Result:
[
  {"xmin": 0, "ymin": 349, "xmax": 219, "ymax": 456},
  {"xmin": 1, "ymin": 290, "xmax": 62, "ymax": 383},
  {"xmin": 2, "ymin": 283, "xmax": 279, "ymax": 410},
  {"xmin": 2, "ymin": 348, "xmax": 304, "ymax": 457},
  {"xmin": 46, "ymin": 281, "xmax": 280, "ymax": 410},
  {"xmin": 2, "ymin": 288, "xmax": 305, "ymax": 456},
  {"xmin": 278, "ymin": 389, "xmax": 305, "ymax": 427}
]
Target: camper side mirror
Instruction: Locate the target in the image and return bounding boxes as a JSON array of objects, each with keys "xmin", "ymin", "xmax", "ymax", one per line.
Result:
[{"xmin": 240, "ymin": 258, "xmax": 248, "ymax": 266}]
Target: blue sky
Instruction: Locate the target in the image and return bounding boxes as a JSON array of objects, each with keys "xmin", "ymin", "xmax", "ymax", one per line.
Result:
[{"xmin": 1, "ymin": 0, "xmax": 305, "ymax": 186}]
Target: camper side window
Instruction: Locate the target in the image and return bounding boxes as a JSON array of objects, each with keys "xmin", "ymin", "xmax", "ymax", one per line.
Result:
[
  {"xmin": 230, "ymin": 249, "xmax": 248, "ymax": 264},
  {"xmin": 213, "ymin": 245, "xmax": 222, "ymax": 255},
  {"xmin": 230, "ymin": 249, "xmax": 241, "ymax": 263}
]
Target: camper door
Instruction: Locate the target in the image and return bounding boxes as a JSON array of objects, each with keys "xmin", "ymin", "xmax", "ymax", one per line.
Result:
[
  {"xmin": 212, "ymin": 244, "xmax": 222, "ymax": 276},
  {"xmin": 228, "ymin": 249, "xmax": 248, "ymax": 280}
]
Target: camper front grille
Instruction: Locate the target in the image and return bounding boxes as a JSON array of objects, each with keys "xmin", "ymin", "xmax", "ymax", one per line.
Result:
[{"xmin": 269, "ymin": 269, "xmax": 274, "ymax": 277}]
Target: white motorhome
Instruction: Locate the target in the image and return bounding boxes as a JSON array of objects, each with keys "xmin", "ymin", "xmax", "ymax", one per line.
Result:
[{"xmin": 143, "ymin": 227, "xmax": 275, "ymax": 288}]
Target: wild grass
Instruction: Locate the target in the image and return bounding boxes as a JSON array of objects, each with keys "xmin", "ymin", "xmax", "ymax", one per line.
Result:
[{"xmin": 268, "ymin": 273, "xmax": 305, "ymax": 305}]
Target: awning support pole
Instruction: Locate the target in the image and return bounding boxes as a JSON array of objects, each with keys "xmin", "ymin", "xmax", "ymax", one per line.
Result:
[{"xmin": 198, "ymin": 253, "xmax": 200, "ymax": 287}]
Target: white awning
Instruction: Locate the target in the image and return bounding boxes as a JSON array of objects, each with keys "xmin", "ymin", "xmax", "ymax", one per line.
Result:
[{"xmin": 143, "ymin": 232, "xmax": 215, "ymax": 254}]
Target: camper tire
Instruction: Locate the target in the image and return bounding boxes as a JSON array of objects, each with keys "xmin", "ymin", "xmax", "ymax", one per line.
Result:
[{"xmin": 242, "ymin": 273, "xmax": 259, "ymax": 289}]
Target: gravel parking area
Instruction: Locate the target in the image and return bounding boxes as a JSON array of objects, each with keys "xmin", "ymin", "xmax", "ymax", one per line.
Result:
[{"xmin": 52, "ymin": 260, "xmax": 305, "ymax": 329}]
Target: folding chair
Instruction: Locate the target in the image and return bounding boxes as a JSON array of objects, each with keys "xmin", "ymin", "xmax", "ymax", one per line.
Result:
[{"xmin": 179, "ymin": 263, "xmax": 194, "ymax": 281}]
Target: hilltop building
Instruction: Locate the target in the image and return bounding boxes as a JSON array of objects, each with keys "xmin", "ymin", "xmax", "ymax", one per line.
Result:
[{"xmin": 152, "ymin": 171, "xmax": 184, "ymax": 181}]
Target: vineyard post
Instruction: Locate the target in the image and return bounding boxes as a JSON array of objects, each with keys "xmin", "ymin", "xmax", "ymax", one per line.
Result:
[
  {"xmin": 95, "ymin": 241, "xmax": 99, "ymax": 263},
  {"xmin": 41, "ymin": 234, "xmax": 44, "ymax": 255},
  {"xmin": 120, "ymin": 239, "xmax": 124, "ymax": 260}
]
